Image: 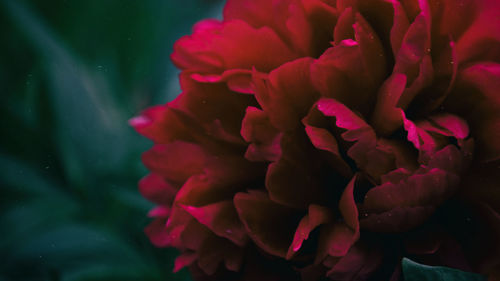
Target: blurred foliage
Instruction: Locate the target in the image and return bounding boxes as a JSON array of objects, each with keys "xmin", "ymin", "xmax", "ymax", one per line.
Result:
[{"xmin": 0, "ymin": 0, "xmax": 222, "ymax": 280}]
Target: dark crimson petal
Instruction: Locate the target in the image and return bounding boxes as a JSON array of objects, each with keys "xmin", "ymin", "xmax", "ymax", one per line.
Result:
[
  {"xmin": 174, "ymin": 156, "xmax": 265, "ymax": 207},
  {"xmin": 459, "ymin": 162, "xmax": 500, "ymax": 214},
  {"xmin": 388, "ymin": 0, "xmax": 410, "ymax": 56},
  {"xmin": 180, "ymin": 218, "xmax": 212, "ymax": 251},
  {"xmin": 129, "ymin": 105, "xmax": 203, "ymax": 144},
  {"xmin": 397, "ymin": 55, "xmax": 434, "ymax": 110},
  {"xmin": 301, "ymin": 0, "xmax": 339, "ymax": 56},
  {"xmin": 224, "ymin": 0, "xmax": 325, "ymax": 56},
  {"xmin": 363, "ymin": 167, "xmax": 458, "ymax": 213},
  {"xmin": 174, "ymin": 251, "xmax": 198, "ymax": 273},
  {"xmin": 197, "ymin": 234, "xmax": 245, "ymax": 274},
  {"xmin": 454, "ymin": 0, "xmax": 500, "ymax": 64},
  {"xmin": 145, "ymin": 218, "xmax": 170, "ymax": 247},
  {"xmin": 371, "ymin": 73, "xmax": 407, "ymax": 135},
  {"xmin": 240, "ymin": 106, "xmax": 282, "ymax": 162},
  {"xmin": 326, "ymin": 242, "xmax": 383, "ymax": 281},
  {"xmin": 191, "ymin": 69, "xmax": 253, "ymax": 94},
  {"xmin": 182, "ymin": 200, "xmax": 249, "ymax": 246},
  {"xmin": 401, "ymin": 110, "xmax": 441, "ymax": 160},
  {"xmin": 234, "ymin": 190, "xmax": 302, "ymax": 258},
  {"xmin": 472, "ymin": 204, "xmax": 500, "ymax": 277},
  {"xmin": 403, "ymin": 113, "xmax": 470, "ymax": 164},
  {"xmin": 316, "ymin": 176, "xmax": 359, "ymax": 259},
  {"xmin": 316, "ymin": 98, "xmax": 396, "ymax": 180},
  {"xmin": 172, "ymin": 19, "xmax": 298, "ymax": 74},
  {"xmin": 142, "ymin": 142, "xmax": 207, "ymax": 183},
  {"xmin": 424, "ymin": 114, "xmax": 469, "ymax": 140},
  {"xmin": 339, "ymin": 175, "xmax": 359, "ymax": 231},
  {"xmin": 333, "ymin": 7, "xmax": 355, "ymax": 44},
  {"xmin": 302, "ymin": 123, "xmax": 352, "ymax": 178},
  {"xmin": 139, "ymin": 173, "xmax": 178, "ymax": 205},
  {"xmin": 359, "ymin": 206, "xmax": 435, "ymax": 232},
  {"xmin": 311, "ymin": 11, "xmax": 386, "ymax": 114},
  {"xmin": 229, "ymin": 0, "xmax": 339, "ymax": 56},
  {"xmin": 353, "ymin": 12, "xmax": 387, "ymax": 88},
  {"xmin": 316, "ymin": 98, "xmax": 368, "ymax": 130},
  {"xmin": 426, "ymin": 145, "xmax": 466, "ymax": 174},
  {"xmin": 318, "ymin": 223, "xmax": 359, "ymax": 258},
  {"xmin": 311, "ymin": 41, "xmax": 373, "ymax": 113},
  {"xmin": 287, "ymin": 205, "xmax": 334, "ymax": 259},
  {"xmin": 447, "ymin": 63, "xmax": 500, "ymax": 162},
  {"xmin": 253, "ymin": 57, "xmax": 317, "ymax": 132},
  {"xmin": 223, "ymin": 0, "xmax": 276, "ymax": 28},
  {"xmin": 436, "ymin": 0, "xmax": 478, "ymax": 41},
  {"xmin": 265, "ymin": 132, "xmax": 329, "ymax": 209},
  {"xmin": 165, "ymin": 207, "xmax": 202, "ymax": 248},
  {"xmin": 174, "ymin": 74, "xmax": 256, "ymax": 140},
  {"xmin": 393, "ymin": 0, "xmax": 431, "ymax": 81},
  {"xmin": 393, "ymin": 1, "xmax": 434, "ymax": 109},
  {"xmin": 148, "ymin": 206, "xmax": 170, "ymax": 218}
]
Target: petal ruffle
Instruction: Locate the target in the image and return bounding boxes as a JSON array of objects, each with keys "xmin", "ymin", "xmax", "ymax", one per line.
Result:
[
  {"xmin": 234, "ymin": 190, "xmax": 303, "ymax": 258},
  {"xmin": 253, "ymin": 57, "xmax": 317, "ymax": 132},
  {"xmin": 287, "ymin": 205, "xmax": 334, "ymax": 259},
  {"xmin": 182, "ymin": 200, "xmax": 249, "ymax": 246},
  {"xmin": 172, "ymin": 19, "xmax": 298, "ymax": 74},
  {"xmin": 240, "ymin": 106, "xmax": 282, "ymax": 162}
]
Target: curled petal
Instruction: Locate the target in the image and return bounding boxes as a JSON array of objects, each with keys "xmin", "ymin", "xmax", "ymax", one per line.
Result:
[
  {"xmin": 139, "ymin": 173, "xmax": 178, "ymax": 205},
  {"xmin": 371, "ymin": 73, "xmax": 407, "ymax": 135},
  {"xmin": 241, "ymin": 107, "xmax": 282, "ymax": 162},
  {"xmin": 234, "ymin": 190, "xmax": 302, "ymax": 258},
  {"xmin": 363, "ymin": 167, "xmax": 458, "ymax": 213},
  {"xmin": 142, "ymin": 142, "xmax": 207, "ymax": 183},
  {"xmin": 182, "ymin": 200, "xmax": 249, "ymax": 246},
  {"xmin": 265, "ymin": 131, "xmax": 329, "ymax": 209},
  {"xmin": 316, "ymin": 176, "xmax": 359, "ymax": 260},
  {"xmin": 253, "ymin": 57, "xmax": 317, "ymax": 131},
  {"xmin": 145, "ymin": 218, "xmax": 171, "ymax": 247},
  {"xmin": 360, "ymin": 206, "xmax": 435, "ymax": 232},
  {"xmin": 174, "ymin": 251, "xmax": 197, "ymax": 273},
  {"xmin": 172, "ymin": 19, "xmax": 297, "ymax": 73},
  {"xmin": 388, "ymin": 0, "xmax": 410, "ymax": 56},
  {"xmin": 326, "ymin": 242, "xmax": 383, "ymax": 280},
  {"xmin": 447, "ymin": 63, "xmax": 500, "ymax": 162},
  {"xmin": 333, "ymin": 7, "xmax": 355, "ymax": 44},
  {"xmin": 197, "ymin": 235, "xmax": 245, "ymax": 274},
  {"xmin": 287, "ymin": 205, "xmax": 334, "ymax": 259},
  {"xmin": 191, "ymin": 69, "xmax": 253, "ymax": 94}
]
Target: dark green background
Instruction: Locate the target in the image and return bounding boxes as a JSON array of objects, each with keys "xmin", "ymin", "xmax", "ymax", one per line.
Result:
[{"xmin": 0, "ymin": 0, "xmax": 221, "ymax": 280}]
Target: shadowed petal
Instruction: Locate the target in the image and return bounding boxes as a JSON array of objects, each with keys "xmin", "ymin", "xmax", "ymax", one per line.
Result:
[{"xmin": 234, "ymin": 190, "xmax": 303, "ymax": 258}]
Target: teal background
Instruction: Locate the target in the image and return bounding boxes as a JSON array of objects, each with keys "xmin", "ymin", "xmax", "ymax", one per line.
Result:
[{"xmin": 0, "ymin": 0, "xmax": 221, "ymax": 280}]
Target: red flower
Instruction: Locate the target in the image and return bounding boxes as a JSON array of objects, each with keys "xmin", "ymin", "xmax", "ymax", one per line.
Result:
[{"xmin": 131, "ymin": 0, "xmax": 500, "ymax": 280}]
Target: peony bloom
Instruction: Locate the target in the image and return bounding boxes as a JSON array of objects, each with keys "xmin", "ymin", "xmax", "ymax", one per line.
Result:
[{"xmin": 131, "ymin": 0, "xmax": 500, "ymax": 280}]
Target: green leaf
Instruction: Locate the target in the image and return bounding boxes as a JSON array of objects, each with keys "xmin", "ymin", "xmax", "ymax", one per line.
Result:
[{"xmin": 402, "ymin": 258, "xmax": 487, "ymax": 281}]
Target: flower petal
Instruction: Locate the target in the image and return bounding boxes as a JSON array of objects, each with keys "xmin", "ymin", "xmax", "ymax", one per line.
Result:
[
  {"xmin": 172, "ymin": 19, "xmax": 297, "ymax": 74},
  {"xmin": 142, "ymin": 142, "xmax": 207, "ymax": 183},
  {"xmin": 265, "ymin": 132, "xmax": 329, "ymax": 208},
  {"xmin": 316, "ymin": 176, "xmax": 359, "ymax": 259},
  {"xmin": 253, "ymin": 57, "xmax": 317, "ymax": 131},
  {"xmin": 287, "ymin": 205, "xmax": 334, "ymax": 259},
  {"xmin": 241, "ymin": 106, "xmax": 282, "ymax": 162},
  {"xmin": 234, "ymin": 190, "xmax": 303, "ymax": 258},
  {"xmin": 139, "ymin": 173, "xmax": 178, "ymax": 205},
  {"xmin": 182, "ymin": 200, "xmax": 249, "ymax": 246},
  {"xmin": 447, "ymin": 63, "xmax": 500, "ymax": 162}
]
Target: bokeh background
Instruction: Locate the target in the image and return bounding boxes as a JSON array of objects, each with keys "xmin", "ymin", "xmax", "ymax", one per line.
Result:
[{"xmin": 0, "ymin": 1, "xmax": 222, "ymax": 280}]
